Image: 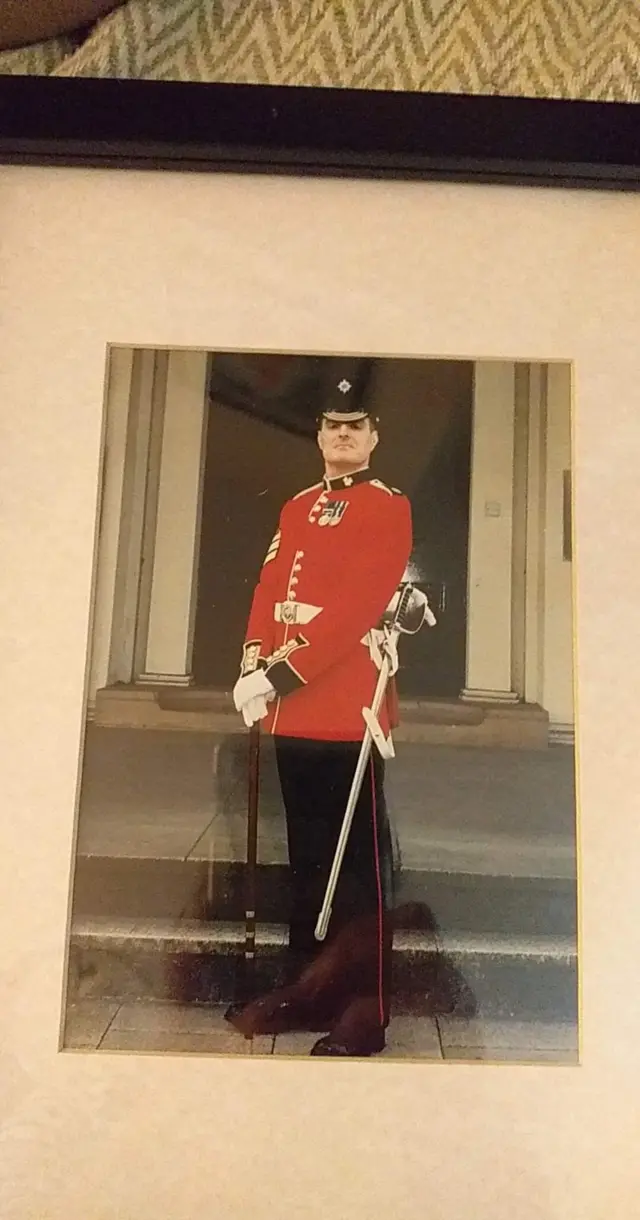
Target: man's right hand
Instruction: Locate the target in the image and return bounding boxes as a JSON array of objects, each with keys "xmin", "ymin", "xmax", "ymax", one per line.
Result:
[{"xmin": 233, "ymin": 669, "xmax": 276, "ymax": 727}]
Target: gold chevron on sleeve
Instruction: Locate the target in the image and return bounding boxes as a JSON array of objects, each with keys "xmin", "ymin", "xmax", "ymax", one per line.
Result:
[{"xmin": 263, "ymin": 530, "xmax": 281, "ymax": 566}]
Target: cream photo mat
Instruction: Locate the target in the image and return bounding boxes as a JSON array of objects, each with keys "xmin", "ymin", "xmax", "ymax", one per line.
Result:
[{"xmin": 0, "ymin": 163, "xmax": 638, "ymax": 1218}]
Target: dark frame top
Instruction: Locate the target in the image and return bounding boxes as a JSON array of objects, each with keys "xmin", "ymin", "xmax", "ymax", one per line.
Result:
[{"xmin": 0, "ymin": 76, "xmax": 638, "ymax": 190}]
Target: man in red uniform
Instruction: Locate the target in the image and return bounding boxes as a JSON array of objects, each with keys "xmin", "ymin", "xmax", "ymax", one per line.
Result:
[{"xmin": 231, "ymin": 378, "xmax": 413, "ymax": 1055}]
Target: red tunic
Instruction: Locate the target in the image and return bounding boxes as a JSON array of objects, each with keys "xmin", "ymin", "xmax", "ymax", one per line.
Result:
[{"xmin": 240, "ymin": 468, "xmax": 413, "ymax": 742}]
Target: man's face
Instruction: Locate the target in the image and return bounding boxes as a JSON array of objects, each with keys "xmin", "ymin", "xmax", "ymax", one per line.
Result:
[{"xmin": 317, "ymin": 417, "xmax": 379, "ymax": 470}]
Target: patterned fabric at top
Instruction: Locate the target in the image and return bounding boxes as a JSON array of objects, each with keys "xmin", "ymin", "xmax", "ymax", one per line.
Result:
[{"xmin": 0, "ymin": 0, "xmax": 639, "ymax": 103}]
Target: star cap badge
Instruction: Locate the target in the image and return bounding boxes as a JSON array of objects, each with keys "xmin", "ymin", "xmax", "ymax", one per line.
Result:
[{"xmin": 317, "ymin": 370, "xmax": 379, "ymax": 426}]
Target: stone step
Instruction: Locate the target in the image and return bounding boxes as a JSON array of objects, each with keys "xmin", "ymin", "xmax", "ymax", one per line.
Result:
[
  {"xmin": 92, "ymin": 685, "xmax": 552, "ymax": 749},
  {"xmin": 67, "ymin": 915, "xmax": 578, "ymax": 1024},
  {"xmin": 72, "ymin": 855, "xmax": 577, "ymax": 939}
]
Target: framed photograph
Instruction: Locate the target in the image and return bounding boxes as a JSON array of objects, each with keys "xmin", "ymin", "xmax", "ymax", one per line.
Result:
[
  {"xmin": 64, "ymin": 341, "xmax": 577, "ymax": 1066},
  {"xmin": 1, "ymin": 76, "xmax": 639, "ymax": 1220}
]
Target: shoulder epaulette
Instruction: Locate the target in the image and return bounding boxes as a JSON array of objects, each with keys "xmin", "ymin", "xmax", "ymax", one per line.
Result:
[
  {"xmin": 291, "ymin": 481, "xmax": 323, "ymax": 501},
  {"xmin": 369, "ymin": 478, "xmax": 392, "ymax": 495},
  {"xmin": 370, "ymin": 478, "xmax": 404, "ymax": 497}
]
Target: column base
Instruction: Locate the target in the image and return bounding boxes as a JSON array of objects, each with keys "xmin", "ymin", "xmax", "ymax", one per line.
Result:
[
  {"xmin": 461, "ymin": 687, "xmax": 520, "ymax": 704},
  {"xmin": 136, "ymin": 672, "xmax": 194, "ymax": 688}
]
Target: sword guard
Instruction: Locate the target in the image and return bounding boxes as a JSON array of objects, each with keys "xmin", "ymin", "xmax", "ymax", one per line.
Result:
[{"xmin": 362, "ymin": 707, "xmax": 395, "ymax": 759}]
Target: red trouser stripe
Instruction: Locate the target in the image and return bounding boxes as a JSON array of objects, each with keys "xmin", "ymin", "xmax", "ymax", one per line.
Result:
[{"xmin": 370, "ymin": 756, "xmax": 385, "ymax": 1028}]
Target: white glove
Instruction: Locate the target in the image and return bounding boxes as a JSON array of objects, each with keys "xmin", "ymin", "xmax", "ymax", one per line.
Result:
[
  {"xmin": 233, "ymin": 669, "xmax": 276, "ymax": 717},
  {"xmin": 367, "ymin": 628, "xmax": 400, "ymax": 676},
  {"xmin": 241, "ymin": 695, "xmax": 270, "ymax": 727},
  {"xmin": 382, "ymin": 632, "xmax": 400, "ymax": 676}
]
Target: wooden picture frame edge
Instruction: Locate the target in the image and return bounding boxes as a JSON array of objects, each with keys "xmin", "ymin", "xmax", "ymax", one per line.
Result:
[{"xmin": 0, "ymin": 75, "xmax": 638, "ymax": 189}]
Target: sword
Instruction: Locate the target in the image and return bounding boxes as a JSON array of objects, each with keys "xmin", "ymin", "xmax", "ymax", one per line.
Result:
[{"xmin": 314, "ymin": 584, "xmax": 435, "ymax": 942}]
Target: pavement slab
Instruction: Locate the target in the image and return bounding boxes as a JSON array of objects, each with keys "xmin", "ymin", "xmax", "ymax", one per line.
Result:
[
  {"xmin": 437, "ymin": 1015, "xmax": 579, "ymax": 1064},
  {"xmin": 92, "ymin": 1000, "xmax": 273, "ymax": 1055},
  {"xmin": 98, "ymin": 1029, "xmax": 272, "ymax": 1056},
  {"xmin": 63, "ymin": 1000, "xmax": 121, "ymax": 1050},
  {"xmin": 441, "ymin": 1045, "xmax": 577, "ymax": 1065},
  {"xmin": 60, "ymin": 1000, "xmax": 576, "ymax": 1064}
]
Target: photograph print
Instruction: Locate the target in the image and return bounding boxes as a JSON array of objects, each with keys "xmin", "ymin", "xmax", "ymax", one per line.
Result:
[{"xmin": 62, "ymin": 345, "xmax": 579, "ymax": 1064}]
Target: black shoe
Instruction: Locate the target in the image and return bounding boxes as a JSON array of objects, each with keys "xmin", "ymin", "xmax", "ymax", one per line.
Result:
[
  {"xmin": 225, "ymin": 993, "xmax": 334, "ymax": 1036},
  {"xmin": 309, "ymin": 1028, "xmax": 386, "ymax": 1057}
]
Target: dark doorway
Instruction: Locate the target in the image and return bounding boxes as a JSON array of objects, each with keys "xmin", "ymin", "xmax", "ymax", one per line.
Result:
[{"xmin": 192, "ymin": 354, "xmax": 473, "ymax": 699}]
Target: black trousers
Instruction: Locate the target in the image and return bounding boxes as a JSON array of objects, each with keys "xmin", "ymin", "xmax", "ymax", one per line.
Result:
[{"xmin": 273, "ymin": 737, "xmax": 394, "ymax": 957}]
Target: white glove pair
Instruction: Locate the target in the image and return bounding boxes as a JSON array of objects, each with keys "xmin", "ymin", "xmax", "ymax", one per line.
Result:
[{"xmin": 232, "ymin": 668, "xmax": 276, "ymax": 727}]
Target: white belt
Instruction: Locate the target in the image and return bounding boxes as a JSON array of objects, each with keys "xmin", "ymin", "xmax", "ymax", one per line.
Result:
[{"xmin": 274, "ymin": 601, "xmax": 322, "ymax": 625}]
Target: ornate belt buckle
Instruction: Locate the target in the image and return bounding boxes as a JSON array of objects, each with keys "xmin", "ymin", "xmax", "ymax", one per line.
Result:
[{"xmin": 281, "ymin": 601, "xmax": 297, "ymax": 624}]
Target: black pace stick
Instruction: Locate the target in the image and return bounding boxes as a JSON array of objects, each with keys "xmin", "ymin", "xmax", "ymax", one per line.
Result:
[
  {"xmin": 223, "ymin": 722, "xmax": 260, "ymax": 1032},
  {"xmin": 243, "ymin": 723, "xmax": 260, "ymax": 1001}
]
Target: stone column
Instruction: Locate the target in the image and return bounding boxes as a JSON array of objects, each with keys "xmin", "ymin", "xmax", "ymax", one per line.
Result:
[
  {"xmin": 137, "ymin": 350, "xmax": 209, "ymax": 686},
  {"xmin": 107, "ymin": 347, "xmax": 164, "ymax": 687},
  {"xmin": 462, "ymin": 361, "xmax": 519, "ymax": 703},
  {"xmin": 523, "ymin": 363, "xmax": 548, "ymax": 707},
  {"xmin": 540, "ymin": 361, "xmax": 574, "ymax": 730}
]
